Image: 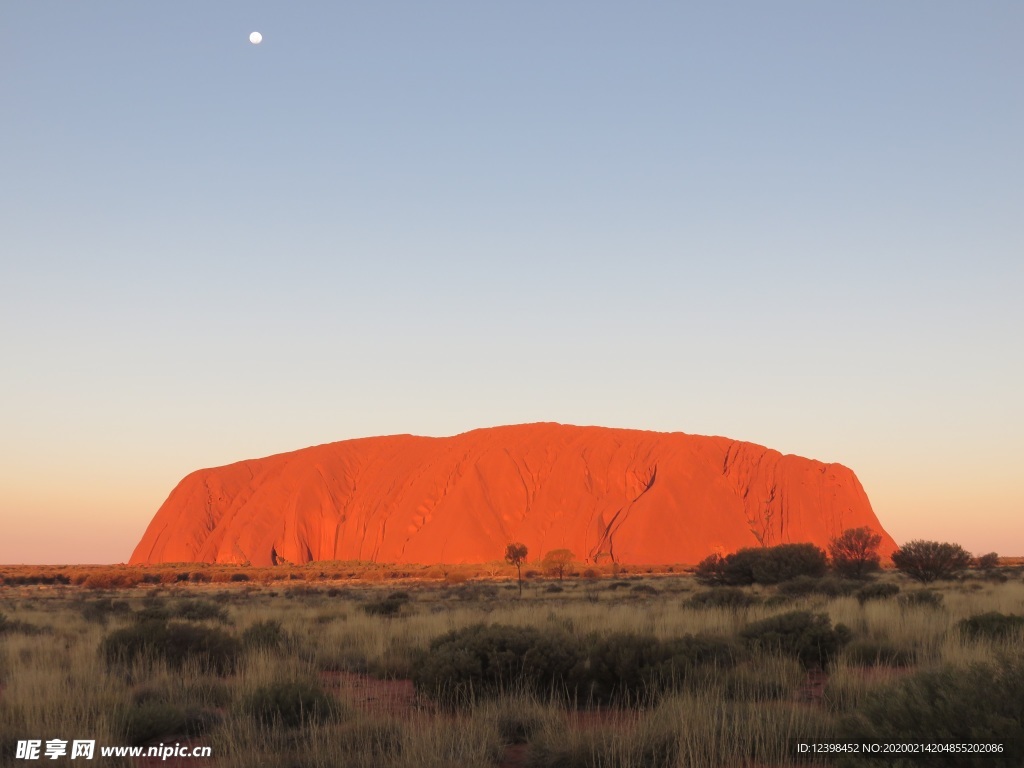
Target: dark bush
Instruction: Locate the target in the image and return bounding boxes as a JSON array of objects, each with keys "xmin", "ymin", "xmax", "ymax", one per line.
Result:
[
  {"xmin": 839, "ymin": 657, "xmax": 1024, "ymax": 767},
  {"xmin": 577, "ymin": 632, "xmax": 667, "ymax": 705},
  {"xmin": 630, "ymin": 584, "xmax": 659, "ymax": 596},
  {"xmin": 229, "ymin": 573, "xmax": 250, "ymax": 582},
  {"xmin": 751, "ymin": 544, "xmax": 829, "ymax": 584},
  {"xmin": 173, "ymin": 600, "xmax": 229, "ymax": 623},
  {"xmin": 957, "ymin": 612, "xmax": 1024, "ymax": 641},
  {"xmin": 122, "ymin": 700, "xmax": 219, "ymax": 746},
  {"xmin": 739, "ymin": 611, "xmax": 850, "ymax": 669},
  {"xmin": 828, "ymin": 527, "xmax": 883, "ymax": 579},
  {"xmin": 242, "ymin": 619, "xmax": 288, "ymax": 651},
  {"xmin": 496, "ymin": 711, "xmax": 545, "ymax": 745},
  {"xmin": 413, "ymin": 624, "xmax": 580, "ymax": 705},
  {"xmin": 81, "ymin": 598, "xmax": 132, "ymax": 625},
  {"xmin": 776, "ymin": 576, "xmax": 860, "ymax": 598},
  {"xmin": 855, "ymin": 582, "xmax": 900, "ymax": 605},
  {"xmin": 134, "ymin": 604, "xmax": 172, "ymax": 623},
  {"xmin": 102, "ymin": 620, "xmax": 241, "ymax": 674},
  {"xmin": 605, "ymin": 580, "xmax": 634, "ymax": 590},
  {"xmin": 891, "ymin": 540, "xmax": 972, "ymax": 583},
  {"xmin": 241, "ymin": 680, "xmax": 338, "ymax": 728},
  {"xmin": 976, "ymin": 552, "xmax": 1000, "ymax": 570},
  {"xmin": 545, "ymin": 584, "xmax": 564, "ymax": 593},
  {"xmin": 362, "ymin": 592, "xmax": 410, "ymax": 616},
  {"xmin": 686, "ymin": 587, "xmax": 758, "ymax": 610},
  {"xmin": 576, "ymin": 632, "xmax": 739, "ymax": 705},
  {"xmin": 695, "ymin": 544, "xmax": 828, "ymax": 586}
]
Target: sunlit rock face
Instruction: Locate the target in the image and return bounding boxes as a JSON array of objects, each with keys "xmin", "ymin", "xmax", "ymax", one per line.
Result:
[{"xmin": 130, "ymin": 423, "xmax": 896, "ymax": 566}]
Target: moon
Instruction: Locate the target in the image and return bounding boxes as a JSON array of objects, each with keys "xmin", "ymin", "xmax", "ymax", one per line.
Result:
[{"xmin": 249, "ymin": 31, "xmax": 262, "ymax": 45}]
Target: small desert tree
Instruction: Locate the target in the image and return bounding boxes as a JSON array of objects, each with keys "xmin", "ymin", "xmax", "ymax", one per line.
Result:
[
  {"xmin": 976, "ymin": 552, "xmax": 999, "ymax": 570},
  {"xmin": 829, "ymin": 527, "xmax": 883, "ymax": 579},
  {"xmin": 542, "ymin": 549, "xmax": 575, "ymax": 581},
  {"xmin": 891, "ymin": 540, "xmax": 972, "ymax": 583},
  {"xmin": 505, "ymin": 542, "xmax": 528, "ymax": 596}
]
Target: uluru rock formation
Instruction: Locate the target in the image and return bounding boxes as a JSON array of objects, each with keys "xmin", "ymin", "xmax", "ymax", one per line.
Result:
[{"xmin": 130, "ymin": 423, "xmax": 896, "ymax": 566}]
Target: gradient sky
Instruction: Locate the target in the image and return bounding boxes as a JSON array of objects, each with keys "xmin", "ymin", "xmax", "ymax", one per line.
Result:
[{"xmin": 2, "ymin": 2, "xmax": 1021, "ymax": 564}]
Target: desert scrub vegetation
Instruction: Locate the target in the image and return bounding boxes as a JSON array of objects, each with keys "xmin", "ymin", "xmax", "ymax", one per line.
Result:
[
  {"xmin": 0, "ymin": 568, "xmax": 1022, "ymax": 766},
  {"xmin": 695, "ymin": 542, "xmax": 829, "ymax": 586},
  {"xmin": 102, "ymin": 619, "xmax": 241, "ymax": 674},
  {"xmin": 739, "ymin": 610, "xmax": 851, "ymax": 669}
]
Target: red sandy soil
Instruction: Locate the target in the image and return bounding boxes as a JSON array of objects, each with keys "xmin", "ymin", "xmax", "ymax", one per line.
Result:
[{"xmin": 131, "ymin": 423, "xmax": 895, "ymax": 568}]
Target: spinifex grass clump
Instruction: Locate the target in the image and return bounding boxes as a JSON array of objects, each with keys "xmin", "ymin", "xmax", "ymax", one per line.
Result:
[
  {"xmin": 242, "ymin": 619, "xmax": 289, "ymax": 651},
  {"xmin": 739, "ymin": 610, "xmax": 850, "ymax": 669},
  {"xmin": 686, "ymin": 587, "xmax": 758, "ymax": 610},
  {"xmin": 120, "ymin": 691, "xmax": 221, "ymax": 746},
  {"xmin": 413, "ymin": 624, "xmax": 580, "ymax": 705},
  {"xmin": 102, "ymin": 620, "xmax": 241, "ymax": 674},
  {"xmin": 413, "ymin": 623, "xmax": 740, "ymax": 708},
  {"xmin": 855, "ymin": 581, "xmax": 900, "ymax": 604},
  {"xmin": 776, "ymin": 575, "xmax": 860, "ymax": 598},
  {"xmin": 240, "ymin": 680, "xmax": 340, "ymax": 728},
  {"xmin": 956, "ymin": 612, "xmax": 1024, "ymax": 641},
  {"xmin": 839, "ymin": 656, "xmax": 1024, "ymax": 767},
  {"xmin": 898, "ymin": 589, "xmax": 944, "ymax": 609},
  {"xmin": 579, "ymin": 632, "xmax": 740, "ymax": 705},
  {"xmin": 842, "ymin": 638, "xmax": 916, "ymax": 667},
  {"xmin": 362, "ymin": 591, "xmax": 411, "ymax": 616}
]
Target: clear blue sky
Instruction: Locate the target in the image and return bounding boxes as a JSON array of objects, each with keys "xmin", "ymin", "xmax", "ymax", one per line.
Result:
[{"xmin": 2, "ymin": 2, "xmax": 1022, "ymax": 562}]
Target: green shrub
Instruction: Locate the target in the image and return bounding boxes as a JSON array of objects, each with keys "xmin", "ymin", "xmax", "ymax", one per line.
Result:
[
  {"xmin": 576, "ymin": 632, "xmax": 739, "ymax": 705},
  {"xmin": 630, "ymin": 584, "xmax": 659, "ymax": 596},
  {"xmin": 839, "ymin": 657, "xmax": 1024, "ymax": 767},
  {"xmin": 81, "ymin": 598, "xmax": 132, "ymax": 625},
  {"xmin": 686, "ymin": 587, "xmax": 758, "ymax": 610},
  {"xmin": 413, "ymin": 624, "xmax": 580, "ymax": 705},
  {"xmin": 241, "ymin": 680, "xmax": 339, "ymax": 728},
  {"xmin": 957, "ymin": 612, "xmax": 1024, "ymax": 641},
  {"xmin": 696, "ymin": 544, "xmax": 828, "ymax": 586},
  {"xmin": 122, "ymin": 699, "xmax": 219, "ymax": 746},
  {"xmin": 843, "ymin": 638, "xmax": 916, "ymax": 667},
  {"xmin": 241, "ymin": 619, "xmax": 288, "ymax": 651},
  {"xmin": 976, "ymin": 552, "xmax": 1000, "ymax": 570},
  {"xmin": 776, "ymin": 576, "xmax": 860, "ymax": 598},
  {"xmin": 229, "ymin": 572, "xmax": 250, "ymax": 582},
  {"xmin": 752, "ymin": 544, "xmax": 829, "ymax": 584},
  {"xmin": 173, "ymin": 600, "xmax": 229, "ymax": 623},
  {"xmin": 855, "ymin": 582, "xmax": 900, "ymax": 605},
  {"xmin": 829, "ymin": 527, "xmax": 883, "ymax": 579},
  {"xmin": 102, "ymin": 620, "xmax": 241, "ymax": 674},
  {"xmin": 133, "ymin": 604, "xmax": 172, "ymax": 623},
  {"xmin": 495, "ymin": 711, "xmax": 545, "ymax": 745},
  {"xmin": 739, "ymin": 611, "xmax": 850, "ymax": 669},
  {"xmin": 891, "ymin": 540, "xmax": 972, "ymax": 583},
  {"xmin": 363, "ymin": 591, "xmax": 410, "ymax": 616}
]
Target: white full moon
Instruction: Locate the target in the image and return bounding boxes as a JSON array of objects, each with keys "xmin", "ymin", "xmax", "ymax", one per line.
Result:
[{"xmin": 249, "ymin": 31, "xmax": 262, "ymax": 45}]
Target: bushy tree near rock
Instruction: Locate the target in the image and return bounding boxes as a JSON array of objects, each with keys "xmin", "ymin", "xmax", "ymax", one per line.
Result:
[
  {"xmin": 541, "ymin": 549, "xmax": 575, "ymax": 580},
  {"xmin": 891, "ymin": 540, "xmax": 972, "ymax": 583},
  {"xmin": 694, "ymin": 543, "xmax": 828, "ymax": 586},
  {"xmin": 828, "ymin": 527, "xmax": 883, "ymax": 579}
]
